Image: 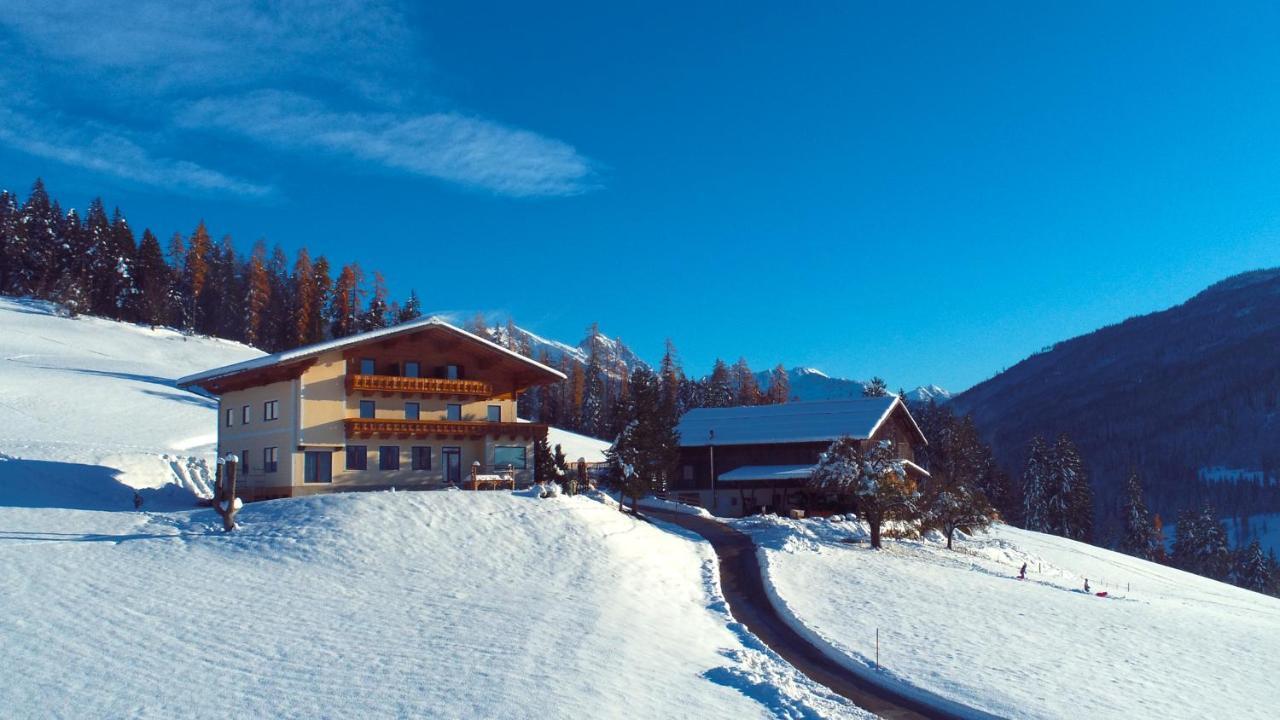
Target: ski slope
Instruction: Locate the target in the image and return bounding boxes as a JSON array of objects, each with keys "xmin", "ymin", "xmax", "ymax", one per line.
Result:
[{"xmin": 734, "ymin": 515, "xmax": 1280, "ymax": 719}]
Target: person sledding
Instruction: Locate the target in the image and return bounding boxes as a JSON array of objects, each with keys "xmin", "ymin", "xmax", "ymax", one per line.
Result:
[{"xmin": 1018, "ymin": 562, "xmax": 1027, "ymax": 580}]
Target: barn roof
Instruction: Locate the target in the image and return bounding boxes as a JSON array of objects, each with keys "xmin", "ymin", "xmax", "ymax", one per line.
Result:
[{"xmin": 676, "ymin": 396, "xmax": 926, "ymax": 448}]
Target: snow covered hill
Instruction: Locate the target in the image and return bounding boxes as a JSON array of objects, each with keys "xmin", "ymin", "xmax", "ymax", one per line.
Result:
[
  {"xmin": 0, "ymin": 491, "xmax": 869, "ymax": 718},
  {"xmin": 733, "ymin": 515, "xmax": 1280, "ymax": 719},
  {"xmin": 0, "ymin": 297, "xmax": 261, "ymax": 508}
]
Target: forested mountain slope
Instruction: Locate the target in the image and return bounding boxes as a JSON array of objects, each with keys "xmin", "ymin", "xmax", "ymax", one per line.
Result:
[{"xmin": 952, "ymin": 269, "xmax": 1280, "ymax": 535}]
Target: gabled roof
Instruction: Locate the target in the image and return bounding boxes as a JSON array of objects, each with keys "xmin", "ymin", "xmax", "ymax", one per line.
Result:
[
  {"xmin": 676, "ymin": 396, "xmax": 926, "ymax": 448},
  {"xmin": 176, "ymin": 316, "xmax": 566, "ymax": 392}
]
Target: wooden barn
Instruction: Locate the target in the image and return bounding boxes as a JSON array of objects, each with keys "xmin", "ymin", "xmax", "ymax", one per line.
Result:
[{"xmin": 670, "ymin": 396, "xmax": 928, "ymax": 517}]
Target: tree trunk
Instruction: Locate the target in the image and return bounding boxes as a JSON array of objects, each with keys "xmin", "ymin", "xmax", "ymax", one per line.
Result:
[
  {"xmin": 213, "ymin": 456, "xmax": 239, "ymax": 532},
  {"xmin": 869, "ymin": 513, "xmax": 882, "ymax": 549},
  {"xmin": 946, "ymin": 526, "xmax": 954, "ymax": 550}
]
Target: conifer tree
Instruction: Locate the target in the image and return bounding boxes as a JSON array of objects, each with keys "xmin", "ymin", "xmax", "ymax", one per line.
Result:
[
  {"xmin": 131, "ymin": 229, "xmax": 172, "ymax": 327},
  {"xmin": 766, "ymin": 364, "xmax": 790, "ymax": 404},
  {"xmin": 1050, "ymin": 434, "xmax": 1093, "ymax": 542},
  {"xmin": 243, "ymin": 241, "xmax": 272, "ymax": 346},
  {"xmin": 1234, "ymin": 540, "xmax": 1271, "ymax": 592},
  {"xmin": 732, "ymin": 357, "xmax": 763, "ymax": 405},
  {"xmin": 1021, "ymin": 435, "xmax": 1051, "ymax": 532},
  {"xmin": 606, "ymin": 366, "xmax": 678, "ymax": 511},
  {"xmin": 106, "ymin": 208, "xmax": 137, "ymax": 320},
  {"xmin": 307, "ymin": 255, "xmax": 332, "ymax": 344},
  {"xmin": 1119, "ymin": 471, "xmax": 1159, "ymax": 560},
  {"xmin": 394, "ymin": 290, "xmax": 423, "ymax": 324},
  {"xmin": 329, "ymin": 263, "xmax": 362, "ymax": 338},
  {"xmin": 1172, "ymin": 505, "xmax": 1232, "ymax": 581},
  {"xmin": 290, "ymin": 248, "xmax": 315, "ymax": 346},
  {"xmin": 358, "ymin": 271, "xmax": 389, "ymax": 332},
  {"xmin": 705, "ymin": 359, "xmax": 735, "ymax": 407},
  {"xmin": 659, "ymin": 340, "xmax": 685, "ymax": 415},
  {"xmin": 569, "ymin": 361, "xmax": 585, "ymax": 431},
  {"xmin": 263, "ymin": 244, "xmax": 291, "ymax": 351},
  {"xmin": 52, "ymin": 208, "xmax": 90, "ymax": 315},
  {"xmin": 180, "ymin": 221, "xmax": 212, "ymax": 332},
  {"xmin": 0, "ymin": 190, "xmax": 17, "ymax": 294},
  {"xmin": 863, "ymin": 376, "xmax": 890, "ymax": 397},
  {"xmin": 19, "ymin": 179, "xmax": 59, "ymax": 296},
  {"xmin": 581, "ymin": 324, "xmax": 606, "ymax": 436}
]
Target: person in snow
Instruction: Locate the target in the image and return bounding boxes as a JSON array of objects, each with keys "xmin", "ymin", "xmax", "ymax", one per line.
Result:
[
  {"xmin": 133, "ymin": 491, "xmax": 143, "ymax": 510},
  {"xmin": 1019, "ymin": 562, "xmax": 1027, "ymax": 580},
  {"xmin": 1083, "ymin": 578, "xmax": 1090, "ymax": 593}
]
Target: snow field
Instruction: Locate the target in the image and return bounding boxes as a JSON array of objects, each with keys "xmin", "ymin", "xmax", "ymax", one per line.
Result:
[
  {"xmin": 733, "ymin": 514, "xmax": 1280, "ymax": 719},
  {"xmin": 0, "ymin": 491, "xmax": 871, "ymax": 719}
]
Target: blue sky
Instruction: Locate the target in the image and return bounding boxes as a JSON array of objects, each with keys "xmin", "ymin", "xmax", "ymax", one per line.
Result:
[{"xmin": 4, "ymin": 2, "xmax": 1280, "ymax": 392}]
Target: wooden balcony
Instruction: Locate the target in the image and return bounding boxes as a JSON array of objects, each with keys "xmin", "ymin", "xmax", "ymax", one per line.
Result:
[
  {"xmin": 344, "ymin": 418, "xmax": 548, "ymax": 440},
  {"xmin": 346, "ymin": 373, "xmax": 493, "ymax": 398}
]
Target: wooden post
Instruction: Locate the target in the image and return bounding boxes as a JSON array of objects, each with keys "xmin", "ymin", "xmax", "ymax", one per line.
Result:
[
  {"xmin": 470, "ymin": 461, "xmax": 478, "ymax": 491},
  {"xmin": 212, "ymin": 454, "xmax": 240, "ymax": 532}
]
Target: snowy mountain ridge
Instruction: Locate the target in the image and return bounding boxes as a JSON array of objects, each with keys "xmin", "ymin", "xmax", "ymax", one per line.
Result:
[{"xmin": 754, "ymin": 366, "xmax": 950, "ymax": 405}]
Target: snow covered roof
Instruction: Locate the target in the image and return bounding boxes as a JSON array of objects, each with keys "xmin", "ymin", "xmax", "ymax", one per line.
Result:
[
  {"xmin": 176, "ymin": 316, "xmax": 566, "ymax": 390},
  {"xmin": 676, "ymin": 396, "xmax": 926, "ymax": 447},
  {"xmin": 718, "ymin": 465, "xmax": 816, "ymax": 482}
]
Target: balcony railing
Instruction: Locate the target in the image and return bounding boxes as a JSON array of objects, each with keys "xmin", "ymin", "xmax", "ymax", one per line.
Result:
[
  {"xmin": 346, "ymin": 373, "xmax": 493, "ymax": 398},
  {"xmin": 344, "ymin": 418, "xmax": 548, "ymax": 439}
]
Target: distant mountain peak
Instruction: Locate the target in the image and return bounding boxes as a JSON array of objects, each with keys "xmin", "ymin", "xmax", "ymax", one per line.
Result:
[{"xmin": 793, "ymin": 366, "xmax": 829, "ymax": 378}]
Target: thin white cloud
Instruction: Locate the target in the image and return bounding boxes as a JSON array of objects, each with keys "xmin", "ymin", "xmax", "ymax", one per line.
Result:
[
  {"xmin": 0, "ymin": 1, "xmax": 596, "ymax": 198},
  {"xmin": 181, "ymin": 92, "xmax": 594, "ymax": 197},
  {"xmin": 0, "ymin": 103, "xmax": 272, "ymax": 198}
]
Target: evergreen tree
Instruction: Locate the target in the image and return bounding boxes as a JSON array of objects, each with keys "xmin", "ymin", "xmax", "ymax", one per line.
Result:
[
  {"xmin": 18, "ymin": 179, "xmax": 59, "ymax": 296},
  {"xmin": 732, "ymin": 357, "xmax": 763, "ymax": 405},
  {"xmin": 606, "ymin": 366, "xmax": 679, "ymax": 511},
  {"xmin": 580, "ymin": 324, "xmax": 606, "ymax": 436},
  {"xmin": 264, "ymin": 244, "xmax": 291, "ymax": 351},
  {"xmin": 1172, "ymin": 505, "xmax": 1232, "ymax": 581},
  {"xmin": 1051, "ymin": 434, "xmax": 1093, "ymax": 542},
  {"xmin": 358, "ymin": 271, "xmax": 389, "ymax": 332},
  {"xmin": 0, "ymin": 190, "xmax": 17, "ymax": 294},
  {"xmin": 107, "ymin": 209, "xmax": 137, "ymax": 320},
  {"xmin": 52, "ymin": 208, "xmax": 90, "ymax": 315},
  {"xmin": 766, "ymin": 364, "xmax": 790, "ymax": 404},
  {"xmin": 307, "ymin": 255, "xmax": 332, "ymax": 344},
  {"xmin": 705, "ymin": 358, "xmax": 735, "ymax": 407},
  {"xmin": 863, "ymin": 376, "xmax": 890, "ymax": 397},
  {"xmin": 919, "ymin": 410, "xmax": 995, "ymax": 549},
  {"xmin": 130, "ymin": 229, "xmax": 172, "ymax": 327},
  {"xmin": 569, "ymin": 361, "xmax": 585, "ymax": 431},
  {"xmin": 1021, "ymin": 435, "xmax": 1051, "ymax": 532},
  {"xmin": 1119, "ymin": 471, "xmax": 1159, "ymax": 560},
  {"xmin": 394, "ymin": 290, "xmax": 423, "ymax": 324},
  {"xmin": 1234, "ymin": 540, "xmax": 1271, "ymax": 592}
]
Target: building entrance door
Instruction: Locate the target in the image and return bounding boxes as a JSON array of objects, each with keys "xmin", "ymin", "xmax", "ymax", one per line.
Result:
[{"xmin": 443, "ymin": 447, "xmax": 462, "ymax": 484}]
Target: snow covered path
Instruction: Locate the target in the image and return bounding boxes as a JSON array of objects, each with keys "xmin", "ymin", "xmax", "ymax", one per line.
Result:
[
  {"xmin": 0, "ymin": 491, "xmax": 871, "ymax": 719},
  {"xmin": 735, "ymin": 515, "xmax": 1280, "ymax": 720}
]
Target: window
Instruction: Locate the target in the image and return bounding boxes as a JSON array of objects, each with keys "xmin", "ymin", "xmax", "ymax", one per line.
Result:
[
  {"xmin": 241, "ymin": 405, "xmax": 251, "ymax": 424},
  {"xmin": 445, "ymin": 364, "xmax": 460, "ymax": 380},
  {"xmin": 242, "ymin": 450, "xmax": 251, "ymax": 475},
  {"xmin": 360, "ymin": 400, "xmax": 376, "ymax": 419},
  {"xmin": 404, "ymin": 361, "xmax": 420, "ymax": 378},
  {"xmin": 264, "ymin": 447, "xmax": 278, "ymax": 473},
  {"xmin": 346, "ymin": 445, "xmax": 367, "ymax": 470},
  {"xmin": 683, "ymin": 465, "xmax": 695, "ymax": 481},
  {"xmin": 225, "ymin": 408, "xmax": 233, "ymax": 427},
  {"xmin": 487, "ymin": 405, "xmax": 501, "ymax": 422},
  {"xmin": 304, "ymin": 451, "xmax": 332, "ymax": 483},
  {"xmin": 405, "ymin": 402, "xmax": 420, "ymax": 420},
  {"xmin": 360, "ymin": 357, "xmax": 376, "ymax": 375},
  {"xmin": 263, "ymin": 400, "xmax": 279, "ymax": 421},
  {"xmin": 494, "ymin": 446, "xmax": 527, "ymax": 470},
  {"xmin": 412, "ymin": 446, "xmax": 431, "ymax": 471},
  {"xmin": 446, "ymin": 403, "xmax": 462, "ymax": 421},
  {"xmin": 379, "ymin": 446, "xmax": 400, "ymax": 471}
]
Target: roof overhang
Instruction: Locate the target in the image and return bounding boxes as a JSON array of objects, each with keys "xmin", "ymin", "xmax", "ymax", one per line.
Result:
[{"xmin": 177, "ymin": 317, "xmax": 566, "ymax": 395}]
